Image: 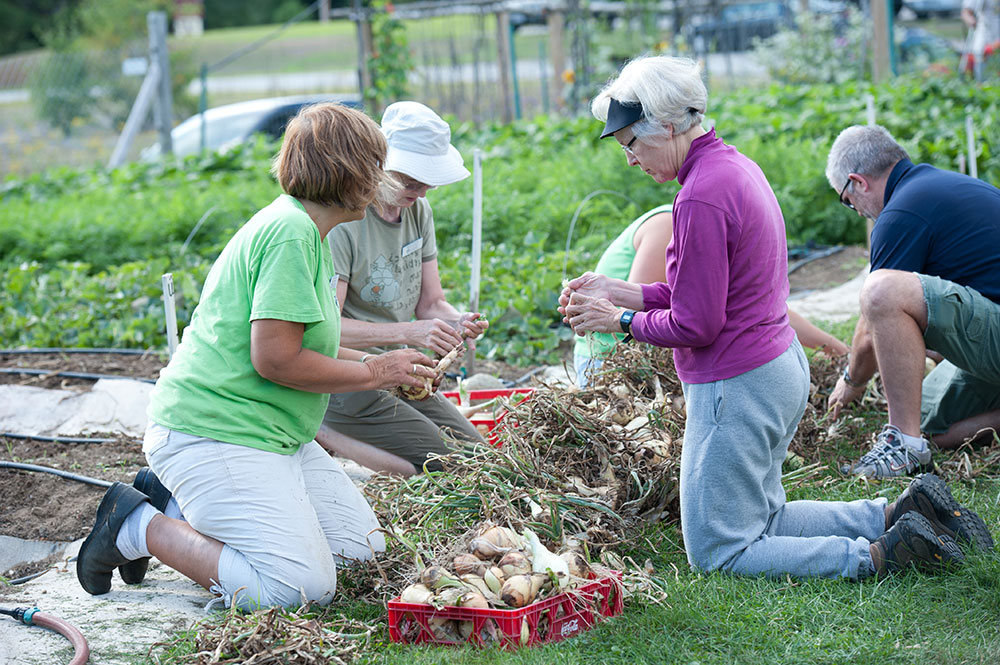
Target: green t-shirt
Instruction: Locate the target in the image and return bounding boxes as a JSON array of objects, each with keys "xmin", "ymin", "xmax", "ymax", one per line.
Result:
[
  {"xmin": 574, "ymin": 204, "xmax": 673, "ymax": 359},
  {"xmin": 147, "ymin": 194, "xmax": 341, "ymax": 454},
  {"xmin": 329, "ymin": 197, "xmax": 437, "ymax": 353}
]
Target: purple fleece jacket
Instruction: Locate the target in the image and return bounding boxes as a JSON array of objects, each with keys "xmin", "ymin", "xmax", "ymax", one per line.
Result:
[{"xmin": 630, "ymin": 129, "xmax": 795, "ymax": 384}]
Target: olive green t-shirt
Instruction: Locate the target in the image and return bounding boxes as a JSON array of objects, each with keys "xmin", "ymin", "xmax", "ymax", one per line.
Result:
[
  {"xmin": 147, "ymin": 194, "xmax": 341, "ymax": 454},
  {"xmin": 329, "ymin": 197, "xmax": 437, "ymax": 353}
]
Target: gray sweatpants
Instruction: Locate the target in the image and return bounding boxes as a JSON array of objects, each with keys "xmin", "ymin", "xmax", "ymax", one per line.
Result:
[
  {"xmin": 680, "ymin": 339, "xmax": 883, "ymax": 580},
  {"xmin": 323, "ymin": 389, "xmax": 484, "ymax": 471}
]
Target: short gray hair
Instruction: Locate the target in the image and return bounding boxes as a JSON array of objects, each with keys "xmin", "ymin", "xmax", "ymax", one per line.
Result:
[
  {"xmin": 592, "ymin": 55, "xmax": 707, "ymax": 144},
  {"xmin": 825, "ymin": 125, "xmax": 910, "ymax": 189}
]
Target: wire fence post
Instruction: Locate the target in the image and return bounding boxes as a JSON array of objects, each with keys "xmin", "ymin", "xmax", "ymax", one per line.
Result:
[
  {"xmin": 546, "ymin": 9, "xmax": 565, "ymax": 112},
  {"xmin": 496, "ymin": 10, "xmax": 514, "ymax": 123},
  {"xmin": 149, "ymin": 11, "xmax": 173, "ymax": 155}
]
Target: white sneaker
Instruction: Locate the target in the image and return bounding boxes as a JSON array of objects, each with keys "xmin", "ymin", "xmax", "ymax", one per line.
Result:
[{"xmin": 843, "ymin": 425, "xmax": 931, "ymax": 478}]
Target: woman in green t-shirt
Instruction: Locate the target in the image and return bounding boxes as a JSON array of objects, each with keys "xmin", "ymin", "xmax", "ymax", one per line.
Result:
[{"xmin": 76, "ymin": 104, "xmax": 435, "ymax": 610}]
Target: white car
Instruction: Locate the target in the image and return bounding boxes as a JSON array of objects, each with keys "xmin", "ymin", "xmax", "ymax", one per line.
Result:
[{"xmin": 143, "ymin": 94, "xmax": 363, "ymax": 160}]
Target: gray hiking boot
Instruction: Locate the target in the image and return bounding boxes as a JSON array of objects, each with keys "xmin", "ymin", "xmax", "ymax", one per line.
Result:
[
  {"xmin": 887, "ymin": 473, "xmax": 995, "ymax": 550},
  {"xmin": 843, "ymin": 425, "xmax": 931, "ymax": 479},
  {"xmin": 871, "ymin": 511, "xmax": 964, "ymax": 577}
]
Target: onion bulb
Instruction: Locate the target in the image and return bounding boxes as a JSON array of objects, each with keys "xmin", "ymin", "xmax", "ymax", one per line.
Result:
[
  {"xmin": 420, "ymin": 564, "xmax": 463, "ymax": 590},
  {"xmin": 453, "ymin": 552, "xmax": 487, "ymax": 576},
  {"xmin": 498, "ymin": 550, "xmax": 531, "ymax": 577},
  {"xmin": 522, "ymin": 528, "xmax": 570, "ymax": 589},
  {"xmin": 559, "ymin": 550, "xmax": 592, "ymax": 579},
  {"xmin": 460, "ymin": 574, "xmax": 499, "ymax": 603},
  {"xmin": 483, "ymin": 566, "xmax": 504, "ymax": 594},
  {"xmin": 478, "ymin": 525, "xmax": 524, "ymax": 550},
  {"xmin": 398, "ymin": 583, "xmax": 434, "ymax": 605},
  {"xmin": 460, "ymin": 591, "xmax": 490, "ymax": 609},
  {"xmin": 468, "ymin": 537, "xmax": 509, "ymax": 561},
  {"xmin": 500, "ymin": 574, "xmax": 535, "ymax": 608},
  {"xmin": 435, "ymin": 586, "xmax": 465, "ymax": 607},
  {"xmin": 428, "ymin": 616, "xmax": 458, "ymax": 641}
]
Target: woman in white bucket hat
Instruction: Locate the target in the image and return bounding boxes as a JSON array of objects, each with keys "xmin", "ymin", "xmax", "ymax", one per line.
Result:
[{"xmin": 315, "ymin": 101, "xmax": 489, "ymax": 476}]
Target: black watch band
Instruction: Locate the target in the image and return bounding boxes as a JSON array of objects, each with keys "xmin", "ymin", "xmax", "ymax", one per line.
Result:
[{"xmin": 619, "ymin": 309, "xmax": 635, "ymax": 343}]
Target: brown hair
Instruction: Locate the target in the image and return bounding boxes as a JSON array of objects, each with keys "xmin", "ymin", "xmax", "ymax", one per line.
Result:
[{"xmin": 271, "ymin": 103, "xmax": 387, "ymax": 212}]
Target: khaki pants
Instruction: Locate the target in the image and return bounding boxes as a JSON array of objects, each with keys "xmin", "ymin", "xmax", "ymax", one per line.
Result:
[{"xmin": 323, "ymin": 389, "xmax": 484, "ymax": 471}]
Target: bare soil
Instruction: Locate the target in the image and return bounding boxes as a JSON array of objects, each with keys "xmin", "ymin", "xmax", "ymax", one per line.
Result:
[{"xmin": 0, "ymin": 248, "xmax": 868, "ymax": 581}]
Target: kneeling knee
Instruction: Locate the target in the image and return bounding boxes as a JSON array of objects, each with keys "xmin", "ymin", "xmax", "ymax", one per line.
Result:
[{"xmin": 860, "ymin": 270, "xmax": 919, "ymax": 318}]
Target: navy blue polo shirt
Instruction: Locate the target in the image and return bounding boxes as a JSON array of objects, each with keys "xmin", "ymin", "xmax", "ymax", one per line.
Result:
[{"xmin": 870, "ymin": 159, "xmax": 1000, "ymax": 303}]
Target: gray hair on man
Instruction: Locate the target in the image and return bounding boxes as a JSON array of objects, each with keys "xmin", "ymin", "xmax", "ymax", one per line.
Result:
[
  {"xmin": 825, "ymin": 125, "xmax": 910, "ymax": 190},
  {"xmin": 592, "ymin": 55, "xmax": 707, "ymax": 144}
]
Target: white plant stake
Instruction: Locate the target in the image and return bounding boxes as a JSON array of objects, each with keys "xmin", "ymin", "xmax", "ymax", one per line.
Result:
[
  {"xmin": 966, "ymin": 114, "xmax": 978, "ymax": 180},
  {"xmin": 161, "ymin": 273, "xmax": 179, "ymax": 358}
]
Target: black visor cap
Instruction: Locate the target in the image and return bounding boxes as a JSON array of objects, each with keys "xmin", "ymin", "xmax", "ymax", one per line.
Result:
[{"xmin": 600, "ymin": 98, "xmax": 644, "ymax": 139}]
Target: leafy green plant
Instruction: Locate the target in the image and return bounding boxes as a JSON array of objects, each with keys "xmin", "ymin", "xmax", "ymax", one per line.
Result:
[
  {"xmin": 3, "ymin": 76, "xmax": 999, "ymax": 363},
  {"xmin": 367, "ymin": 0, "xmax": 413, "ymax": 112},
  {"xmin": 755, "ymin": 7, "xmax": 869, "ymax": 85},
  {"xmin": 28, "ymin": 50, "xmax": 94, "ymax": 136}
]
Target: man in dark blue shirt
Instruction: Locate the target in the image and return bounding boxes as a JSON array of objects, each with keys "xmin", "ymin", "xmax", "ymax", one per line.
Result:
[{"xmin": 824, "ymin": 124, "xmax": 1000, "ymax": 479}]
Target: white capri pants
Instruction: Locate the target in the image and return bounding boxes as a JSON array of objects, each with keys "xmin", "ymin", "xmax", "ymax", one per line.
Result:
[{"xmin": 143, "ymin": 422, "xmax": 385, "ymax": 610}]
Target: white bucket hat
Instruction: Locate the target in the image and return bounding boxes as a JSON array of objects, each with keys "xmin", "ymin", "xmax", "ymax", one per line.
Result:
[{"xmin": 381, "ymin": 101, "xmax": 470, "ymax": 187}]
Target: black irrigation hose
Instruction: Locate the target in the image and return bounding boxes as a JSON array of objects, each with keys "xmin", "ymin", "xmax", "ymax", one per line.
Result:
[
  {"xmin": 787, "ymin": 245, "xmax": 847, "ymax": 275},
  {"xmin": 0, "ymin": 347, "xmax": 156, "ymax": 356},
  {"xmin": 6, "ymin": 570, "xmax": 51, "ymax": 585},
  {"xmin": 0, "ymin": 461, "xmax": 112, "ymax": 488},
  {"xmin": 0, "ymin": 368, "xmax": 156, "ymax": 384},
  {"xmin": 1, "ymin": 432, "xmax": 118, "ymax": 444}
]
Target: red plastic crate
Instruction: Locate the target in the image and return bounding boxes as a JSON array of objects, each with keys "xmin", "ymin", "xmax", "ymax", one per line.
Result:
[
  {"xmin": 443, "ymin": 388, "xmax": 534, "ymax": 445},
  {"xmin": 387, "ymin": 572, "xmax": 623, "ymax": 649}
]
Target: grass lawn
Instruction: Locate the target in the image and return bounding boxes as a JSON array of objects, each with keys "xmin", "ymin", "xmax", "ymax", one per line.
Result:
[
  {"xmin": 170, "ymin": 14, "xmax": 548, "ymax": 76},
  {"xmin": 328, "ymin": 480, "xmax": 1000, "ymax": 665},
  {"xmin": 152, "ymin": 344, "xmax": 1000, "ymax": 665}
]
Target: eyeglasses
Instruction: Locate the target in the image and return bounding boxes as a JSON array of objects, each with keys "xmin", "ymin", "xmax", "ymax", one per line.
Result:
[
  {"xmin": 838, "ymin": 176, "xmax": 855, "ymax": 210},
  {"xmin": 397, "ymin": 174, "xmax": 433, "ymax": 192},
  {"xmin": 621, "ymin": 135, "xmax": 638, "ymax": 157}
]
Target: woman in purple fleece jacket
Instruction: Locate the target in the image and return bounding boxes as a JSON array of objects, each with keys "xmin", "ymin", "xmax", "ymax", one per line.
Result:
[{"xmin": 559, "ymin": 55, "xmax": 967, "ymax": 580}]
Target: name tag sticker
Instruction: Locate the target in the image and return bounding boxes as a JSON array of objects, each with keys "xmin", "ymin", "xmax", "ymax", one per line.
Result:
[{"xmin": 401, "ymin": 237, "xmax": 423, "ymax": 258}]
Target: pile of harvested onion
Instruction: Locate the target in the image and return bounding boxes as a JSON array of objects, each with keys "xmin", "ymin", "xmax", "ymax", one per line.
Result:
[{"xmin": 396, "ymin": 522, "xmax": 595, "ymax": 642}]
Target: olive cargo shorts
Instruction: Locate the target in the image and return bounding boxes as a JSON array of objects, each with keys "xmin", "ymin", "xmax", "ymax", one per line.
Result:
[{"xmin": 919, "ymin": 274, "xmax": 1000, "ymax": 434}]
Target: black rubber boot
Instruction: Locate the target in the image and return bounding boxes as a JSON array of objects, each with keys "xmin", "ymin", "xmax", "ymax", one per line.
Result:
[
  {"xmin": 119, "ymin": 467, "xmax": 174, "ymax": 585},
  {"xmin": 76, "ymin": 482, "xmax": 151, "ymax": 595}
]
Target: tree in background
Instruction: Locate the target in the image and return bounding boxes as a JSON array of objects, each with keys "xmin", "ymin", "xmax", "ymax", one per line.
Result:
[
  {"xmin": 367, "ymin": 0, "xmax": 413, "ymax": 114},
  {"xmin": 29, "ymin": 0, "xmax": 195, "ymax": 135},
  {"xmin": 0, "ymin": 0, "xmax": 77, "ymax": 56}
]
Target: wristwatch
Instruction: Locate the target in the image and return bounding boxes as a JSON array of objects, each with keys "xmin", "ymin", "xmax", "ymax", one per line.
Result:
[
  {"xmin": 842, "ymin": 364, "xmax": 865, "ymax": 388},
  {"xmin": 619, "ymin": 309, "xmax": 635, "ymax": 343}
]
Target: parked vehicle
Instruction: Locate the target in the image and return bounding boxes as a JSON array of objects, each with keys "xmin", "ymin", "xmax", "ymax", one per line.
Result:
[
  {"xmin": 899, "ymin": 27, "xmax": 960, "ymax": 72},
  {"xmin": 902, "ymin": 0, "xmax": 962, "ymax": 19},
  {"xmin": 685, "ymin": 1, "xmax": 795, "ymax": 53},
  {"xmin": 142, "ymin": 94, "xmax": 363, "ymax": 160}
]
